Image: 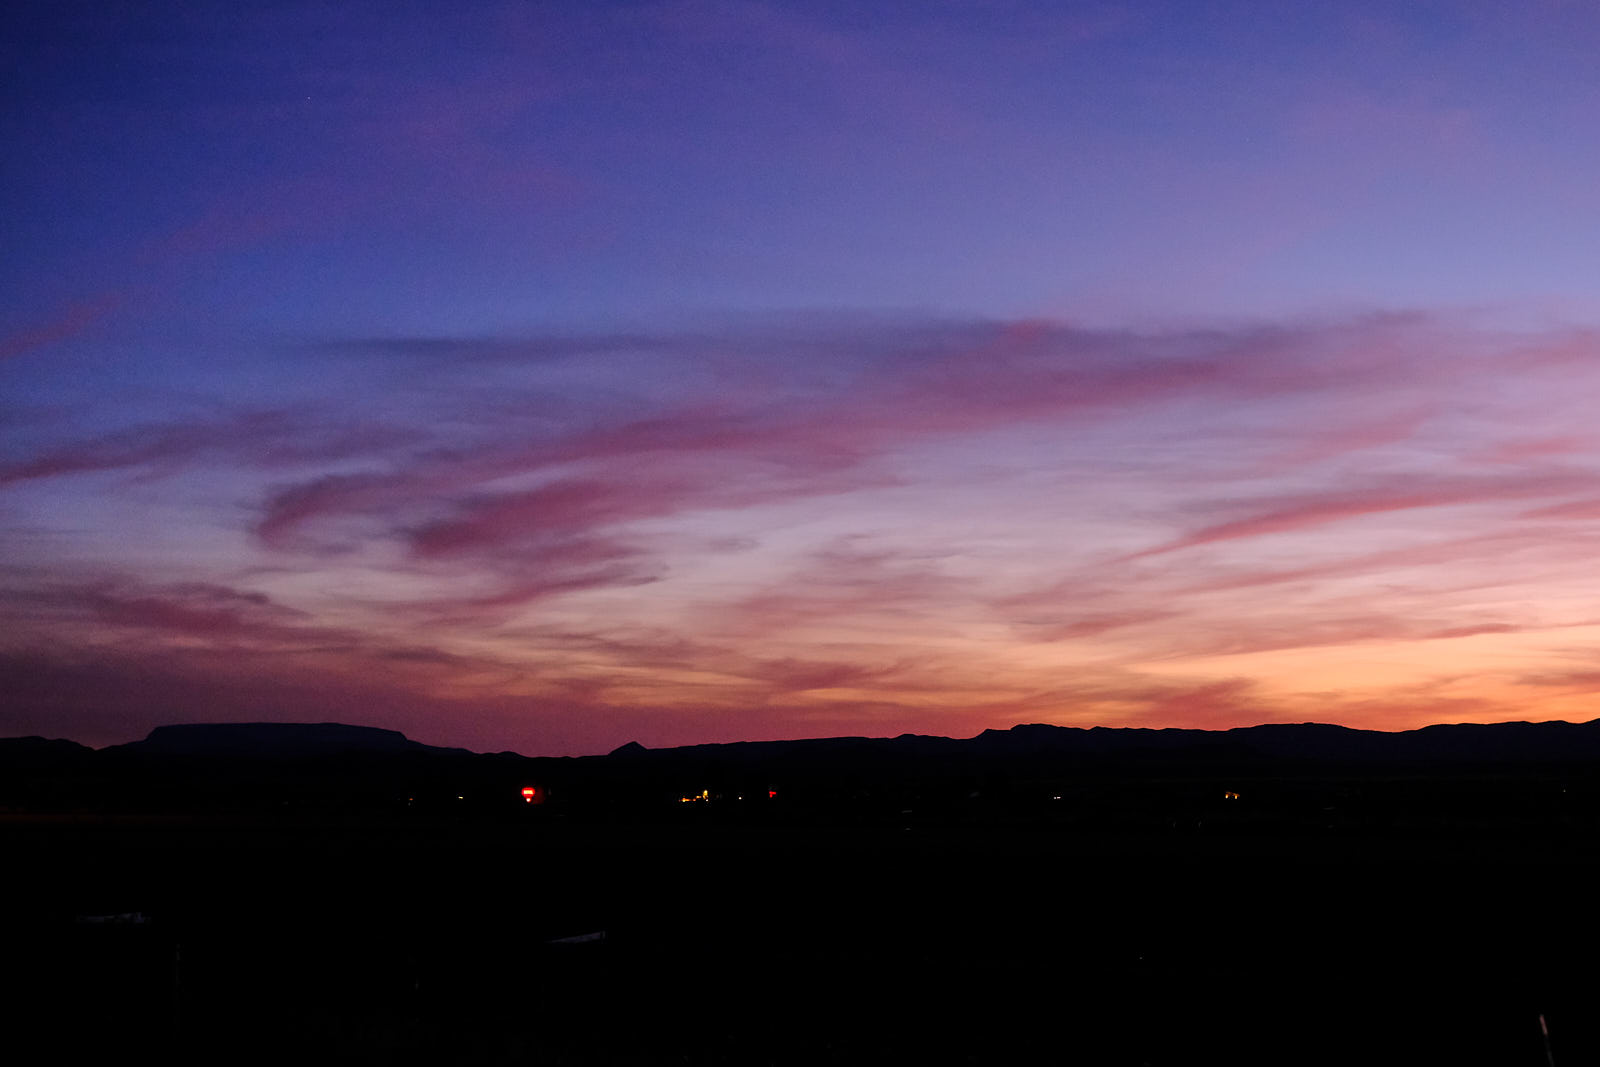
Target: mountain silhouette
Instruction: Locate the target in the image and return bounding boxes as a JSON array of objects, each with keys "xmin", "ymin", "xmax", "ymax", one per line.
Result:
[
  {"xmin": 111, "ymin": 721, "xmax": 465, "ymax": 759},
  {"xmin": 6, "ymin": 717, "xmax": 1600, "ymax": 818}
]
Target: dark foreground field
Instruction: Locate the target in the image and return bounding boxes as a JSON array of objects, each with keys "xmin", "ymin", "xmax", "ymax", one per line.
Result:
[{"xmin": 4, "ymin": 808, "xmax": 1596, "ymax": 1066}]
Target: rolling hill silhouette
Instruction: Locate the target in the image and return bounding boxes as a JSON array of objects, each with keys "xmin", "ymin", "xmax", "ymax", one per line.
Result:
[
  {"xmin": 6, "ymin": 719, "xmax": 1600, "ymax": 1065},
  {"xmin": 5, "ymin": 717, "xmax": 1600, "ymax": 818}
]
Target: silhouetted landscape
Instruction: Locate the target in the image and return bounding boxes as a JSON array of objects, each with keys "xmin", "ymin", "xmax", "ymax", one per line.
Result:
[
  {"xmin": 5, "ymin": 719, "xmax": 1598, "ymax": 1064},
  {"xmin": 18, "ymin": 2, "xmax": 1600, "ymax": 1063}
]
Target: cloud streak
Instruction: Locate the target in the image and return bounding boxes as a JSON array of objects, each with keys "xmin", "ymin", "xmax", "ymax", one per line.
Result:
[
  {"xmin": 10, "ymin": 313, "xmax": 1600, "ymax": 751},
  {"xmin": 0, "ymin": 293, "xmax": 125, "ymax": 362},
  {"xmin": 1124, "ymin": 472, "xmax": 1597, "ymax": 561}
]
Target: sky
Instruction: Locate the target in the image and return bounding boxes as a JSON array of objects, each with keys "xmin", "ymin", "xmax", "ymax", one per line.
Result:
[{"xmin": 8, "ymin": 1, "xmax": 1600, "ymax": 754}]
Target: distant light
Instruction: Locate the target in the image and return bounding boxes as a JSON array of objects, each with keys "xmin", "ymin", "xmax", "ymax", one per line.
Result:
[{"xmin": 768, "ymin": 790, "xmax": 777, "ymax": 799}]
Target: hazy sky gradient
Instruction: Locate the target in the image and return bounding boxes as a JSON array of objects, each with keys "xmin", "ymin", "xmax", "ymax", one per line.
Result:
[{"xmin": 9, "ymin": 1, "xmax": 1600, "ymax": 753}]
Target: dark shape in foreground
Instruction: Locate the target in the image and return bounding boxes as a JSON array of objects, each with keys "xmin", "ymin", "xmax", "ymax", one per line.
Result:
[
  {"xmin": 6, "ymin": 717, "xmax": 1600, "ymax": 825},
  {"xmin": 5, "ymin": 719, "xmax": 1600, "ymax": 1065}
]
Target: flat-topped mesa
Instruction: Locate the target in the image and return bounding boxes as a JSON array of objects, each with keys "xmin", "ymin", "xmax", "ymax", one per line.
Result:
[{"xmin": 120, "ymin": 722, "xmax": 435, "ymax": 758}]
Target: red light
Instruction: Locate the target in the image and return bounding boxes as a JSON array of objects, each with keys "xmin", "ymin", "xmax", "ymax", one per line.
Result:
[
  {"xmin": 521, "ymin": 787, "xmax": 538, "ymax": 803},
  {"xmin": 768, "ymin": 790, "xmax": 777, "ymax": 799}
]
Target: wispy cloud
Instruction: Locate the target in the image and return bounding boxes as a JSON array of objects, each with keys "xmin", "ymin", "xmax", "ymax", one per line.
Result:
[
  {"xmin": 0, "ymin": 293, "xmax": 125, "ymax": 362},
  {"xmin": 1124, "ymin": 472, "xmax": 1597, "ymax": 561},
  {"xmin": 11, "ymin": 312, "xmax": 1600, "ymax": 751},
  {"xmin": 2, "ymin": 411, "xmax": 420, "ymax": 487}
]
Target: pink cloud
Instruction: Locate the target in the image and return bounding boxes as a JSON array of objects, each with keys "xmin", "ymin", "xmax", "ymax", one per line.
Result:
[
  {"xmin": 408, "ymin": 479, "xmax": 693, "ymax": 559},
  {"xmin": 1253, "ymin": 407, "xmax": 1435, "ymax": 472},
  {"xmin": 745, "ymin": 656, "xmax": 912, "ymax": 695},
  {"xmin": 255, "ymin": 405, "xmax": 896, "ymax": 558},
  {"xmin": 1423, "ymin": 623, "xmax": 1522, "ymax": 640},
  {"xmin": 1522, "ymin": 498, "xmax": 1600, "ymax": 521},
  {"xmin": 1471, "ymin": 435, "xmax": 1591, "ymax": 465},
  {"xmin": 255, "ymin": 472, "xmax": 400, "ymax": 549},
  {"xmin": 1018, "ymin": 611, "xmax": 1180, "ymax": 643},
  {"xmin": 73, "ymin": 583, "xmax": 305, "ymax": 637},
  {"xmin": 1516, "ymin": 668, "xmax": 1600, "ymax": 693},
  {"xmin": 1126, "ymin": 473, "xmax": 1592, "ymax": 560},
  {"xmin": 250, "ymin": 317, "xmax": 1441, "ymax": 560},
  {"xmin": 0, "ymin": 293, "xmax": 125, "ymax": 362},
  {"xmin": 2, "ymin": 413, "xmax": 417, "ymax": 488},
  {"xmin": 418, "ymin": 566, "xmax": 660, "ymax": 619},
  {"xmin": 10, "ymin": 579, "xmax": 342, "ymax": 651},
  {"xmin": 718, "ymin": 541, "xmax": 966, "ymax": 638},
  {"xmin": 1141, "ymin": 613, "xmax": 1534, "ymax": 661},
  {"xmin": 1170, "ymin": 526, "xmax": 1589, "ymax": 596}
]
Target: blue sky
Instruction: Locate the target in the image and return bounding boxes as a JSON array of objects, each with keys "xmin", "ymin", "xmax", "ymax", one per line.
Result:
[{"xmin": 9, "ymin": 2, "xmax": 1600, "ymax": 753}]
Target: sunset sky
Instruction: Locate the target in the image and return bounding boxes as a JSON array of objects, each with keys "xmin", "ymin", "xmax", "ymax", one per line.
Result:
[{"xmin": 9, "ymin": 1, "xmax": 1600, "ymax": 754}]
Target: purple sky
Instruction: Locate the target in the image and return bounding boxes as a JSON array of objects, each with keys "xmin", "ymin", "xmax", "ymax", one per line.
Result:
[{"xmin": 9, "ymin": 1, "xmax": 1600, "ymax": 754}]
